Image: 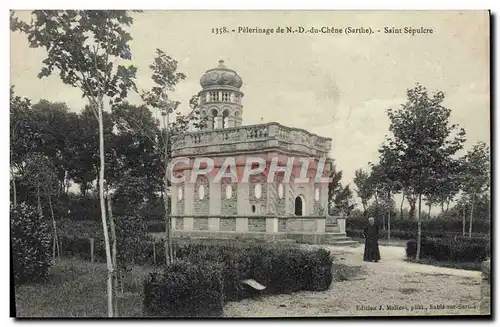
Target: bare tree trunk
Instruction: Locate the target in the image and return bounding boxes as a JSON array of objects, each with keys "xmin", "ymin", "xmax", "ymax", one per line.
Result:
[
  {"xmin": 48, "ymin": 193, "xmax": 59, "ymax": 261},
  {"xmin": 387, "ymin": 191, "xmax": 391, "ymax": 241},
  {"xmin": 107, "ymin": 194, "xmax": 118, "ymax": 317},
  {"xmin": 427, "ymin": 203, "xmax": 431, "ymax": 219},
  {"xmin": 469, "ymin": 193, "xmax": 475, "ymax": 238},
  {"xmin": 97, "ymin": 100, "xmax": 114, "ymax": 318},
  {"xmin": 407, "ymin": 197, "xmax": 416, "ymax": 220},
  {"xmin": 400, "ymin": 189, "xmax": 405, "ymax": 219},
  {"xmin": 416, "ymin": 194, "xmax": 422, "ymax": 261},
  {"xmin": 440, "ymin": 201, "xmax": 444, "ymax": 214},
  {"xmin": 462, "ymin": 204, "xmax": 466, "ymax": 236},
  {"xmin": 446, "ymin": 201, "xmax": 450, "ymax": 213},
  {"xmin": 162, "ymin": 112, "xmax": 173, "ymax": 264}
]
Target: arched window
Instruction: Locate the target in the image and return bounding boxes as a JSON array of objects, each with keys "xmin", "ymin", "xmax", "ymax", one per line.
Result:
[
  {"xmin": 254, "ymin": 184, "xmax": 262, "ymax": 199},
  {"xmin": 295, "ymin": 196, "xmax": 303, "ymax": 216},
  {"xmin": 178, "ymin": 187, "xmax": 183, "ymax": 201},
  {"xmin": 222, "ymin": 109, "xmax": 230, "ymax": 128},
  {"xmin": 278, "ymin": 183, "xmax": 284, "ymax": 199},
  {"xmin": 198, "ymin": 184, "xmax": 205, "ymax": 200}
]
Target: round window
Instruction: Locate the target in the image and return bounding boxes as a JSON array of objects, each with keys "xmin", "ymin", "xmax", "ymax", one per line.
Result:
[
  {"xmin": 198, "ymin": 184, "xmax": 205, "ymax": 200},
  {"xmin": 225, "ymin": 185, "xmax": 232, "ymax": 199},
  {"xmin": 178, "ymin": 187, "xmax": 183, "ymax": 201},
  {"xmin": 278, "ymin": 183, "xmax": 284, "ymax": 199},
  {"xmin": 254, "ymin": 184, "xmax": 262, "ymax": 199}
]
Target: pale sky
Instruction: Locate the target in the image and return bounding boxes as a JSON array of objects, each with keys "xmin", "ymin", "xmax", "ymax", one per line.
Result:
[{"xmin": 10, "ymin": 10, "xmax": 490, "ymax": 200}]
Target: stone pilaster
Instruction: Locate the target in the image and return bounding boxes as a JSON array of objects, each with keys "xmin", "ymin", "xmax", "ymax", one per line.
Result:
[
  {"xmin": 183, "ymin": 177, "xmax": 195, "ymax": 231},
  {"xmin": 236, "ymin": 182, "xmax": 249, "ymax": 232},
  {"xmin": 171, "ymin": 184, "xmax": 178, "ymax": 229},
  {"xmin": 209, "ymin": 177, "xmax": 221, "ymax": 231},
  {"xmin": 320, "ymin": 185, "xmax": 328, "ymax": 214},
  {"xmin": 266, "ymin": 217, "xmax": 278, "ymax": 233}
]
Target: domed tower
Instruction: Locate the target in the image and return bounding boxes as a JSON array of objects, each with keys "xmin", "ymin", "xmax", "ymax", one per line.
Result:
[{"xmin": 199, "ymin": 60, "xmax": 244, "ymax": 130}]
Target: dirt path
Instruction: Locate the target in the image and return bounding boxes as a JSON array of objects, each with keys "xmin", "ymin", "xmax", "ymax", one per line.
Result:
[{"xmin": 223, "ymin": 245, "xmax": 488, "ymax": 317}]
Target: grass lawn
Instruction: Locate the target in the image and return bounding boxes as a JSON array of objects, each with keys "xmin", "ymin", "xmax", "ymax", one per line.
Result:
[{"xmin": 14, "ymin": 258, "xmax": 153, "ymax": 318}]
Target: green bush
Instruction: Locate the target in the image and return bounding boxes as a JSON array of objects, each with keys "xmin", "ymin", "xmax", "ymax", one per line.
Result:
[
  {"xmin": 347, "ymin": 216, "xmax": 490, "ymax": 235},
  {"xmin": 347, "ymin": 228, "xmax": 487, "ymax": 240},
  {"xmin": 406, "ymin": 236, "xmax": 489, "ymax": 263},
  {"xmin": 143, "ymin": 260, "xmax": 224, "ymax": 317},
  {"xmin": 11, "ymin": 203, "xmax": 53, "ymax": 284},
  {"xmin": 146, "ymin": 220, "xmax": 165, "ymax": 233},
  {"xmin": 143, "ymin": 243, "xmax": 333, "ymax": 311}
]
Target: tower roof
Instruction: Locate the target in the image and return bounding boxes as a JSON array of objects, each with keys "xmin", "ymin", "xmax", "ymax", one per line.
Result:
[{"xmin": 200, "ymin": 60, "xmax": 243, "ymax": 90}]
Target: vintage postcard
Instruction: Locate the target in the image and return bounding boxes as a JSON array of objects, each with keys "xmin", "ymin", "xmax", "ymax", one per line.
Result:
[{"xmin": 10, "ymin": 10, "xmax": 491, "ymax": 318}]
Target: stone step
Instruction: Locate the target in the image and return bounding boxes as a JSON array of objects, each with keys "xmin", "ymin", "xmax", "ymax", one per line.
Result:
[
  {"xmin": 324, "ymin": 231, "xmax": 358, "ymax": 246},
  {"xmin": 325, "ymin": 236, "xmax": 351, "ymax": 242},
  {"xmin": 325, "ymin": 232, "xmax": 347, "ymax": 237},
  {"xmin": 325, "ymin": 239, "xmax": 360, "ymax": 247},
  {"xmin": 325, "ymin": 226, "xmax": 341, "ymax": 232}
]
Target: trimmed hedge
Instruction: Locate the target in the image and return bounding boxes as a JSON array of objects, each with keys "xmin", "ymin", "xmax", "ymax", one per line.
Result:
[
  {"xmin": 143, "ymin": 260, "xmax": 224, "ymax": 317},
  {"xmin": 406, "ymin": 236, "xmax": 490, "ymax": 263},
  {"xmin": 346, "ymin": 216, "xmax": 490, "ymax": 235},
  {"xmin": 143, "ymin": 243, "xmax": 333, "ymax": 317},
  {"xmin": 347, "ymin": 228, "xmax": 486, "ymax": 240}
]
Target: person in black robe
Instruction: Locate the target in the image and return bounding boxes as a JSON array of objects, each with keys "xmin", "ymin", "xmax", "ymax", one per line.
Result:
[{"xmin": 363, "ymin": 217, "xmax": 381, "ymax": 262}]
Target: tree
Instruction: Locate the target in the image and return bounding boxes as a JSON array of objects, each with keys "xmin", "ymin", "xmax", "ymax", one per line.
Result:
[
  {"xmin": 23, "ymin": 153, "xmax": 61, "ymax": 261},
  {"xmin": 327, "ymin": 166, "xmax": 356, "ymax": 216},
  {"xmin": 10, "ymin": 87, "xmax": 32, "ymax": 207},
  {"xmin": 462, "ymin": 141, "xmax": 490, "ymax": 237},
  {"xmin": 377, "ymin": 83, "xmax": 466, "ymax": 260},
  {"xmin": 12, "ymin": 10, "xmax": 139, "ymax": 317},
  {"xmin": 353, "ymin": 169, "xmax": 373, "ymax": 215},
  {"xmin": 370, "ymin": 161, "xmax": 400, "ymax": 238},
  {"xmin": 139, "ymin": 49, "xmax": 203, "ymax": 263}
]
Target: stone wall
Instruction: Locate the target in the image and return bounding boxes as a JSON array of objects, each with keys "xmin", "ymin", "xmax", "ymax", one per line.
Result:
[
  {"xmin": 220, "ymin": 217, "xmax": 236, "ymax": 231},
  {"xmin": 194, "ymin": 217, "xmax": 209, "ymax": 230},
  {"xmin": 287, "ymin": 218, "xmax": 317, "ymax": 232},
  {"xmin": 278, "ymin": 218, "xmax": 287, "ymax": 232},
  {"xmin": 249, "ymin": 174, "xmax": 268, "ymax": 215},
  {"xmin": 248, "ymin": 218, "xmax": 266, "ymax": 232},
  {"xmin": 175, "ymin": 217, "xmax": 184, "ymax": 230}
]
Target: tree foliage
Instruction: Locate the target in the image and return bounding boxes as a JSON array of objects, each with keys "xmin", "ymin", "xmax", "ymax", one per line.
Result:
[{"xmin": 376, "ymin": 83, "xmax": 466, "ymax": 259}]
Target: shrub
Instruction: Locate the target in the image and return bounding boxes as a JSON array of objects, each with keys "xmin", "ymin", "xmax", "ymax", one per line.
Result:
[
  {"xmin": 142, "ymin": 242, "xmax": 334, "ymax": 316},
  {"xmin": 143, "ymin": 260, "xmax": 224, "ymax": 317},
  {"xmin": 146, "ymin": 220, "xmax": 165, "ymax": 233},
  {"xmin": 11, "ymin": 203, "xmax": 53, "ymax": 284},
  {"xmin": 406, "ymin": 236, "xmax": 489, "ymax": 263},
  {"xmin": 346, "ymin": 216, "xmax": 490, "ymax": 236},
  {"xmin": 172, "ymin": 243, "xmax": 333, "ymax": 300}
]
